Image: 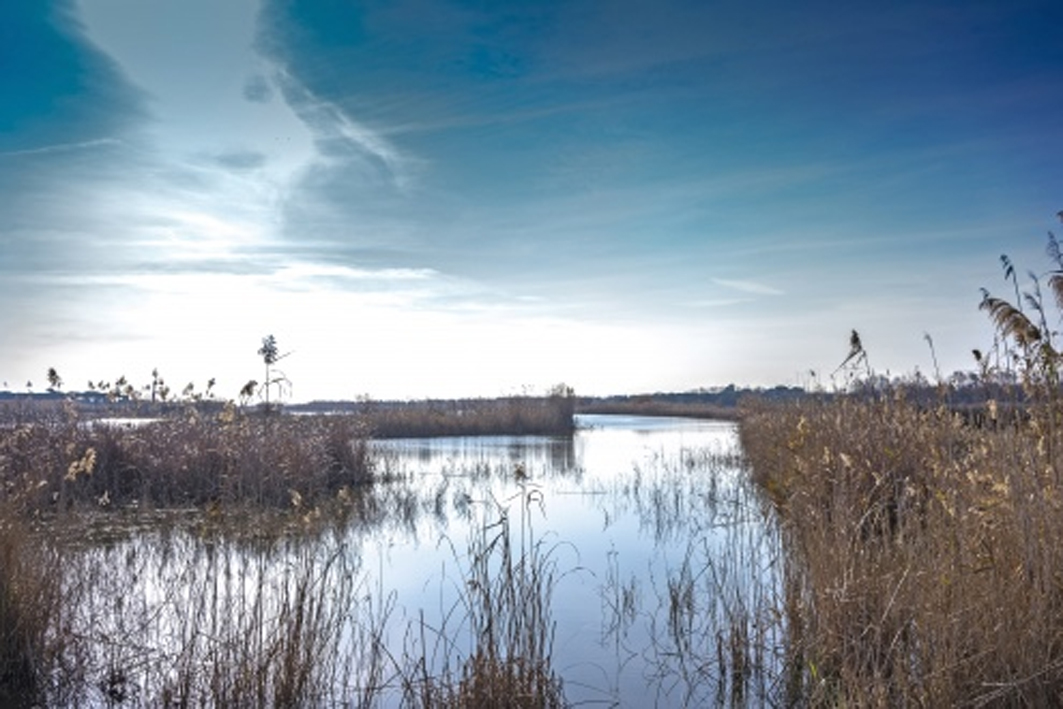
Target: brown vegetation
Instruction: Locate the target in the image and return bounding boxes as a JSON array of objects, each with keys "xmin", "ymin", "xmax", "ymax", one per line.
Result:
[
  {"xmin": 577, "ymin": 399, "xmax": 739, "ymax": 420},
  {"xmin": 0, "ymin": 515, "xmax": 61, "ymax": 706},
  {"xmin": 0, "ymin": 401, "xmax": 373, "ymax": 514},
  {"xmin": 294, "ymin": 392, "xmax": 577, "ymax": 438},
  {"xmin": 0, "ymin": 515, "xmax": 383, "ymax": 707},
  {"xmin": 741, "ymin": 391, "xmax": 1063, "ymax": 705},
  {"xmin": 0, "ymin": 488, "xmax": 569, "ymax": 706},
  {"xmin": 738, "ymin": 226, "xmax": 1063, "ymax": 705}
]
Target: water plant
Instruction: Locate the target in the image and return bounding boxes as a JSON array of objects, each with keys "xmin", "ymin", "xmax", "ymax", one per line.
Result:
[{"xmin": 401, "ymin": 488, "xmax": 568, "ymax": 708}]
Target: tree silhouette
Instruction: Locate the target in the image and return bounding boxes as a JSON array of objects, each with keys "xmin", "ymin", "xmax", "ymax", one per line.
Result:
[
  {"xmin": 256, "ymin": 335, "xmax": 290, "ymax": 412},
  {"xmin": 46, "ymin": 367, "xmax": 62, "ymax": 393}
]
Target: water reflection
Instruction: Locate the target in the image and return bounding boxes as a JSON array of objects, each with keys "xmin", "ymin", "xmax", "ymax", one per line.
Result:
[
  {"xmin": 44, "ymin": 415, "xmax": 785, "ymax": 707},
  {"xmin": 371, "ymin": 431, "xmax": 577, "ymax": 479}
]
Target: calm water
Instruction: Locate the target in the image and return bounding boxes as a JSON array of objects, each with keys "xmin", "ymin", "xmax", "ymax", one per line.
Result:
[{"xmin": 57, "ymin": 415, "xmax": 786, "ymax": 707}]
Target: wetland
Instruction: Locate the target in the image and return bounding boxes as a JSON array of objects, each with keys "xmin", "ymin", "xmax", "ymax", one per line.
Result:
[{"xmin": 1, "ymin": 412, "xmax": 785, "ymax": 707}]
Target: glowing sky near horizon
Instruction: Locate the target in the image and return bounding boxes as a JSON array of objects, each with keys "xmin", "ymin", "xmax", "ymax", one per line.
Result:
[{"xmin": 2, "ymin": 0, "xmax": 1062, "ymax": 401}]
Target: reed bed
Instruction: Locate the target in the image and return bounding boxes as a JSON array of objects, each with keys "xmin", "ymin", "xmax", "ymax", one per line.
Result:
[
  {"xmin": 0, "ymin": 401, "xmax": 373, "ymax": 513},
  {"xmin": 302, "ymin": 394, "xmax": 577, "ymax": 438},
  {"xmin": 0, "ymin": 390, "xmax": 579, "ymax": 515},
  {"xmin": 0, "ymin": 512, "xmax": 62, "ymax": 706},
  {"xmin": 577, "ymin": 399, "xmax": 739, "ymax": 421},
  {"xmin": 0, "ymin": 517, "xmax": 389, "ymax": 707},
  {"xmin": 0, "ymin": 496, "xmax": 571, "ymax": 707},
  {"xmin": 741, "ymin": 390, "xmax": 1063, "ymax": 706}
]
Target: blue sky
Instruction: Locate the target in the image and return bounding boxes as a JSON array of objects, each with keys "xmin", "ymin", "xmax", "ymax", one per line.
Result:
[{"xmin": 2, "ymin": 0, "xmax": 1062, "ymax": 401}]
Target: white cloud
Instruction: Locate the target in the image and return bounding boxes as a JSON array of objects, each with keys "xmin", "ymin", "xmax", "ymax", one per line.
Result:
[
  {"xmin": 712, "ymin": 278, "xmax": 784, "ymax": 296},
  {"xmin": 274, "ymin": 263, "xmax": 438, "ymax": 283},
  {"xmin": 686, "ymin": 298, "xmax": 746, "ymax": 308}
]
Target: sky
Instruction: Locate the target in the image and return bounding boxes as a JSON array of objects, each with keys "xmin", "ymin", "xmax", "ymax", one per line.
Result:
[{"xmin": 2, "ymin": 0, "xmax": 1062, "ymax": 402}]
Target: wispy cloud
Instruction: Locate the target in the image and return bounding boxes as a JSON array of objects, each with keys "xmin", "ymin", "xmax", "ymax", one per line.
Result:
[
  {"xmin": 275, "ymin": 69, "xmax": 416, "ymax": 190},
  {"xmin": 0, "ymin": 137, "xmax": 122, "ymax": 159},
  {"xmin": 686, "ymin": 298, "xmax": 747, "ymax": 309},
  {"xmin": 713, "ymin": 279, "xmax": 785, "ymax": 296},
  {"xmin": 271, "ymin": 262, "xmax": 439, "ymax": 290}
]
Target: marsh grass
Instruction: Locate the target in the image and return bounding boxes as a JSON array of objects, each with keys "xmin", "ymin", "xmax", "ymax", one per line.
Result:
[
  {"xmin": 0, "ymin": 511, "xmax": 62, "ymax": 706},
  {"xmin": 399, "ymin": 486, "xmax": 568, "ymax": 708},
  {"xmin": 0, "ymin": 483, "xmax": 573, "ymax": 707},
  {"xmin": 595, "ymin": 446, "xmax": 785, "ymax": 707},
  {"xmin": 4, "ymin": 524, "xmax": 392, "ymax": 707},
  {"xmin": 741, "ymin": 390, "xmax": 1063, "ymax": 705},
  {"xmin": 295, "ymin": 393, "xmax": 577, "ymax": 439},
  {"xmin": 1, "ymin": 391, "xmax": 579, "ymax": 515},
  {"xmin": 0, "ymin": 401, "xmax": 374, "ymax": 514}
]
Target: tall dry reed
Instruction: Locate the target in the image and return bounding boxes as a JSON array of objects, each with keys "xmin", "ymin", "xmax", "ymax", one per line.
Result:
[
  {"xmin": 741, "ymin": 390, "xmax": 1063, "ymax": 706},
  {"xmin": 399, "ymin": 487, "xmax": 568, "ymax": 708},
  {"xmin": 0, "ymin": 509, "xmax": 67, "ymax": 707},
  {"xmin": 0, "ymin": 500, "xmax": 413, "ymax": 707}
]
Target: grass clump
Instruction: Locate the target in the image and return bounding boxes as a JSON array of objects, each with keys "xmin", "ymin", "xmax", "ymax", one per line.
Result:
[
  {"xmin": 0, "ymin": 521, "xmax": 40, "ymax": 705},
  {"xmin": 0, "ymin": 523, "xmax": 384, "ymax": 707},
  {"xmin": 403, "ymin": 489, "xmax": 568, "ymax": 708}
]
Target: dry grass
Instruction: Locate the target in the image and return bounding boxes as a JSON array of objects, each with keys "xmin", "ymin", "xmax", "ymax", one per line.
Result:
[
  {"xmin": 401, "ymin": 489, "xmax": 568, "ymax": 708},
  {"xmin": 0, "ymin": 401, "xmax": 374, "ymax": 513},
  {"xmin": 741, "ymin": 390, "xmax": 1063, "ymax": 706},
  {"xmin": 0, "ymin": 519, "xmax": 388, "ymax": 707},
  {"xmin": 325, "ymin": 394, "xmax": 577, "ymax": 439},
  {"xmin": 0, "ymin": 512, "xmax": 60, "ymax": 706},
  {"xmin": 577, "ymin": 399, "xmax": 740, "ymax": 420},
  {"xmin": 0, "ymin": 389, "xmax": 578, "ymax": 515}
]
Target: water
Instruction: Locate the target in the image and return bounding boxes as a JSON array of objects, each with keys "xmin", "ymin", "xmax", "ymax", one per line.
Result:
[{"xmin": 47, "ymin": 415, "xmax": 786, "ymax": 707}]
